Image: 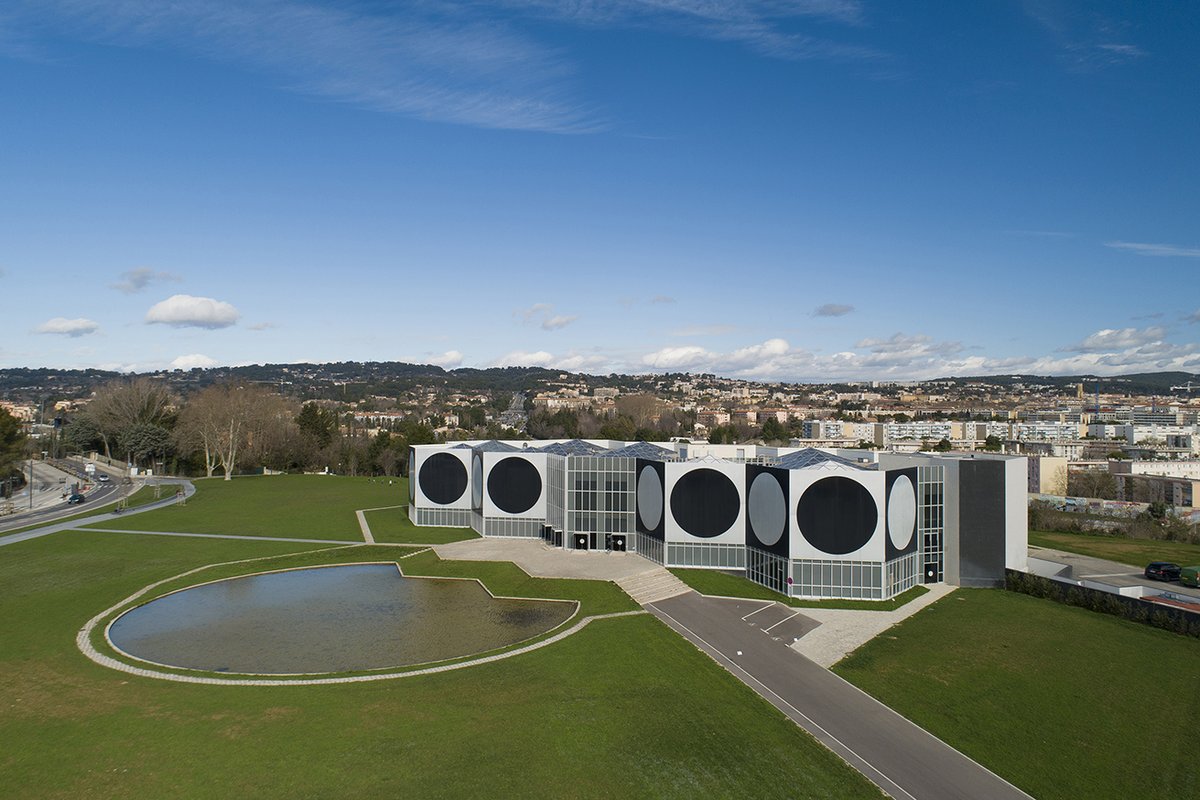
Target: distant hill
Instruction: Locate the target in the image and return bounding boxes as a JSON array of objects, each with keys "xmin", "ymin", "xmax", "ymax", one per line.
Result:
[
  {"xmin": 2, "ymin": 361, "xmax": 1198, "ymax": 402},
  {"xmin": 931, "ymin": 371, "xmax": 1200, "ymax": 396}
]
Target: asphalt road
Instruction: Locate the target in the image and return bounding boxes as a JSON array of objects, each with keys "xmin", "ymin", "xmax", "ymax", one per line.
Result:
[
  {"xmin": 1030, "ymin": 544, "xmax": 1200, "ymax": 600},
  {"xmin": 0, "ymin": 480, "xmax": 123, "ymax": 533},
  {"xmin": 648, "ymin": 592, "xmax": 1031, "ymax": 800}
]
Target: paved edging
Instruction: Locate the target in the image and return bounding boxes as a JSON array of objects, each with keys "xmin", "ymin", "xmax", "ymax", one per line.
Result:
[
  {"xmin": 80, "ymin": 609, "xmax": 646, "ymax": 686},
  {"xmin": 77, "ymin": 546, "xmax": 646, "ymax": 686}
]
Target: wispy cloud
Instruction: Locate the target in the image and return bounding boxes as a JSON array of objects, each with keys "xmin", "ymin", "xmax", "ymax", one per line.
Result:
[
  {"xmin": 1023, "ymin": 2, "xmax": 1146, "ymax": 69},
  {"xmin": 1060, "ymin": 326, "xmax": 1166, "ymax": 354},
  {"xmin": 35, "ymin": 317, "xmax": 100, "ymax": 337},
  {"xmin": 247, "ymin": 321, "xmax": 277, "ymax": 331},
  {"xmin": 145, "ymin": 294, "xmax": 240, "ymax": 329},
  {"xmin": 650, "ymin": 294, "xmax": 676, "ymax": 304},
  {"xmin": 1187, "ymin": 310, "xmax": 1200, "ymax": 325},
  {"xmin": 515, "ymin": 302, "xmax": 577, "ymax": 330},
  {"xmin": 814, "ymin": 303, "xmax": 854, "ymax": 317},
  {"xmin": 1105, "ymin": 241, "xmax": 1200, "ymax": 258},
  {"xmin": 17, "ymin": 0, "xmax": 598, "ymax": 133},
  {"xmin": 500, "ymin": 0, "xmax": 881, "ymax": 61},
  {"xmin": 112, "ymin": 267, "xmax": 181, "ymax": 294}
]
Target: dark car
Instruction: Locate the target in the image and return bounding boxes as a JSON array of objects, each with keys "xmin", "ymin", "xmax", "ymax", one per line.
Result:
[
  {"xmin": 1145, "ymin": 562, "xmax": 1181, "ymax": 581},
  {"xmin": 67, "ymin": 493, "xmax": 86, "ymax": 505}
]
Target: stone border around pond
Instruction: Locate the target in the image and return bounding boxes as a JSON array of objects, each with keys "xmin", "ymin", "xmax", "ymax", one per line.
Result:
[
  {"xmin": 80, "ymin": 547, "xmax": 645, "ymax": 686},
  {"xmin": 103, "ymin": 561, "xmax": 582, "ymax": 677}
]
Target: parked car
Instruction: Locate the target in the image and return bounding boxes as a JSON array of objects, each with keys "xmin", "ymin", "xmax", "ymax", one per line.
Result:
[
  {"xmin": 67, "ymin": 493, "xmax": 86, "ymax": 505},
  {"xmin": 1145, "ymin": 562, "xmax": 1182, "ymax": 582},
  {"xmin": 1179, "ymin": 566, "xmax": 1200, "ymax": 587}
]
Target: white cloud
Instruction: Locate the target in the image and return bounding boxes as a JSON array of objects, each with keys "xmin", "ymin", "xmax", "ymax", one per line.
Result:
[
  {"xmin": 1105, "ymin": 241, "xmax": 1200, "ymax": 258},
  {"xmin": 35, "ymin": 317, "xmax": 100, "ymax": 337},
  {"xmin": 247, "ymin": 321, "xmax": 277, "ymax": 331},
  {"xmin": 170, "ymin": 353, "xmax": 219, "ymax": 370},
  {"xmin": 642, "ymin": 345, "xmax": 716, "ymax": 370},
  {"xmin": 428, "ymin": 350, "xmax": 464, "ymax": 368},
  {"xmin": 145, "ymin": 294, "xmax": 240, "ymax": 329},
  {"xmin": 492, "ymin": 350, "xmax": 556, "ymax": 368},
  {"xmin": 1061, "ymin": 327, "xmax": 1166, "ymax": 354},
  {"xmin": 1188, "ymin": 310, "xmax": 1200, "ymax": 324},
  {"xmin": 541, "ymin": 314, "xmax": 577, "ymax": 331},
  {"xmin": 650, "ymin": 295, "xmax": 676, "ymax": 304},
  {"xmin": 814, "ymin": 303, "xmax": 854, "ymax": 317},
  {"xmin": 112, "ymin": 267, "xmax": 181, "ymax": 294},
  {"xmin": 515, "ymin": 303, "xmax": 577, "ymax": 331}
]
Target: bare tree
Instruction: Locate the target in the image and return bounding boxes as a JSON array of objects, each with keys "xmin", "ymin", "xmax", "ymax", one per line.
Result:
[
  {"xmin": 88, "ymin": 378, "xmax": 174, "ymax": 459},
  {"xmin": 177, "ymin": 383, "xmax": 288, "ymax": 480}
]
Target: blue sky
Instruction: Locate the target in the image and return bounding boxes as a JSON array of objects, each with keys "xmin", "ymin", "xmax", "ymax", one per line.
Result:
[{"xmin": 1, "ymin": 0, "xmax": 1197, "ymax": 381}]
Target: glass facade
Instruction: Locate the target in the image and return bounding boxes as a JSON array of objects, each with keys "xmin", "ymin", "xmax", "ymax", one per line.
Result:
[
  {"xmin": 746, "ymin": 547, "xmax": 789, "ymax": 594},
  {"xmin": 413, "ymin": 507, "xmax": 473, "ymax": 528},
  {"xmin": 918, "ymin": 464, "xmax": 945, "ymax": 583},
  {"xmin": 790, "ymin": 558, "xmax": 883, "ymax": 600},
  {"xmin": 564, "ymin": 455, "xmax": 635, "ymax": 537},
  {"xmin": 667, "ymin": 541, "xmax": 745, "ymax": 569},
  {"xmin": 545, "ymin": 455, "xmax": 566, "ymax": 532},
  {"xmin": 482, "ymin": 516, "xmax": 545, "ymax": 538},
  {"xmin": 885, "ymin": 551, "xmax": 920, "ymax": 596},
  {"xmin": 637, "ymin": 533, "xmax": 664, "ymax": 565}
]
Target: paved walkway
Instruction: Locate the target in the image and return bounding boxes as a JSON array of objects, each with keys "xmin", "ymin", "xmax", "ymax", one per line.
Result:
[
  {"xmin": 790, "ymin": 584, "xmax": 957, "ymax": 668},
  {"xmin": 648, "ymin": 591, "xmax": 1031, "ymax": 800},
  {"xmin": 0, "ymin": 479, "xmax": 196, "ymax": 548},
  {"xmin": 433, "ymin": 537, "xmax": 665, "ymax": 582}
]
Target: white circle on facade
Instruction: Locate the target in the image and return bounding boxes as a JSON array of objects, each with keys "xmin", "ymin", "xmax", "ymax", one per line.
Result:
[
  {"xmin": 471, "ymin": 455, "xmax": 483, "ymax": 508},
  {"xmin": 748, "ymin": 472, "xmax": 787, "ymax": 547},
  {"xmin": 887, "ymin": 474, "xmax": 917, "ymax": 550},
  {"xmin": 637, "ymin": 466, "xmax": 663, "ymax": 530}
]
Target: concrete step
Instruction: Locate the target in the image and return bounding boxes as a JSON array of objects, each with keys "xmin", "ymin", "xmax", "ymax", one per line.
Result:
[{"xmin": 616, "ymin": 568, "xmax": 692, "ymax": 605}]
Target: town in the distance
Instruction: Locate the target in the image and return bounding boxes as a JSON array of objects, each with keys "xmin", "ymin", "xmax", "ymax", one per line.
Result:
[{"xmin": 3, "ymin": 362, "xmax": 1198, "ymax": 510}]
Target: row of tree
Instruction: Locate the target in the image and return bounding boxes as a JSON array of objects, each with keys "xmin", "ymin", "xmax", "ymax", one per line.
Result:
[{"xmin": 57, "ymin": 378, "xmax": 438, "ymax": 479}]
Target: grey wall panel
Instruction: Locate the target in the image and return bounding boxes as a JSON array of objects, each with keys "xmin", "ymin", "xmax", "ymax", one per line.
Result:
[
  {"xmin": 957, "ymin": 460, "xmax": 1006, "ymax": 587},
  {"xmin": 884, "ymin": 467, "xmax": 919, "ymax": 561},
  {"xmin": 746, "ymin": 465, "xmax": 789, "ymax": 557}
]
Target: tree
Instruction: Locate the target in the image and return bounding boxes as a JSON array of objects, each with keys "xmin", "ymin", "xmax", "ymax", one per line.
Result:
[
  {"xmin": 87, "ymin": 378, "xmax": 174, "ymax": 459},
  {"xmin": 296, "ymin": 403, "xmax": 339, "ymax": 449},
  {"xmin": 118, "ymin": 423, "xmax": 173, "ymax": 468},
  {"xmin": 0, "ymin": 407, "xmax": 25, "ymax": 477},
  {"xmin": 933, "ymin": 438, "xmax": 953, "ymax": 452},
  {"xmin": 176, "ymin": 383, "xmax": 286, "ymax": 480},
  {"xmin": 982, "ymin": 434, "xmax": 1003, "ymax": 452},
  {"xmin": 760, "ymin": 417, "xmax": 787, "ymax": 442}
]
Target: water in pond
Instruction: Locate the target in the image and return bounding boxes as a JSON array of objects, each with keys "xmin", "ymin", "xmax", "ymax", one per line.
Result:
[{"xmin": 108, "ymin": 564, "xmax": 575, "ymax": 674}]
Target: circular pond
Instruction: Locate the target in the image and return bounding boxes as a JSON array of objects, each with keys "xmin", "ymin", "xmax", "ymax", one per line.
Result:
[{"xmin": 107, "ymin": 564, "xmax": 575, "ymax": 675}]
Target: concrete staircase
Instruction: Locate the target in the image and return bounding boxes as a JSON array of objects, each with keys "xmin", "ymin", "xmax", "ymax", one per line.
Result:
[{"xmin": 616, "ymin": 568, "xmax": 692, "ymax": 605}]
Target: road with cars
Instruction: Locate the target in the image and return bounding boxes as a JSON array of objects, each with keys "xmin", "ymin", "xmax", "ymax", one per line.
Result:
[
  {"xmin": 0, "ymin": 457, "xmax": 128, "ymax": 533},
  {"xmin": 1029, "ymin": 545, "xmax": 1200, "ymax": 601}
]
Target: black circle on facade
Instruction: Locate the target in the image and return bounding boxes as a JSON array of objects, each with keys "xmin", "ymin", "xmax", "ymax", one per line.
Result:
[
  {"xmin": 486, "ymin": 457, "xmax": 542, "ymax": 514},
  {"xmin": 796, "ymin": 476, "xmax": 878, "ymax": 555},
  {"xmin": 669, "ymin": 468, "xmax": 740, "ymax": 538},
  {"xmin": 418, "ymin": 453, "xmax": 469, "ymax": 505}
]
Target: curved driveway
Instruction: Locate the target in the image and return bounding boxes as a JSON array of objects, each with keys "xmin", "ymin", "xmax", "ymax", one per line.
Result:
[{"xmin": 0, "ymin": 478, "xmax": 196, "ymax": 548}]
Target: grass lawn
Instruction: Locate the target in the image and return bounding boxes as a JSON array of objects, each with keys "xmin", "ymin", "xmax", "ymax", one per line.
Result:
[
  {"xmin": 834, "ymin": 588, "xmax": 1200, "ymax": 800},
  {"xmin": 82, "ymin": 474, "xmax": 404, "ymax": 540},
  {"xmin": 670, "ymin": 568, "xmax": 929, "ymax": 611},
  {"xmin": 1031, "ymin": 529, "xmax": 1200, "ymax": 569},
  {"xmin": 0, "ymin": 485, "xmax": 166, "ymax": 537},
  {"xmin": 0, "ymin": 530, "xmax": 882, "ymax": 799},
  {"xmin": 364, "ymin": 505, "xmax": 478, "ymax": 544}
]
